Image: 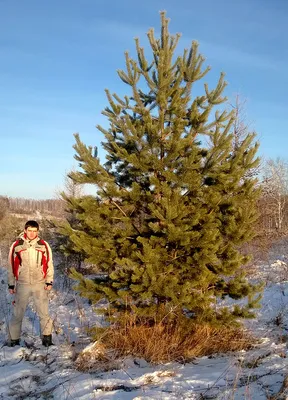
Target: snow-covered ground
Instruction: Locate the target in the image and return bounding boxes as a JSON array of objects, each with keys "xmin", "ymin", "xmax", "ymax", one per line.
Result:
[{"xmin": 0, "ymin": 259, "xmax": 287, "ymax": 399}]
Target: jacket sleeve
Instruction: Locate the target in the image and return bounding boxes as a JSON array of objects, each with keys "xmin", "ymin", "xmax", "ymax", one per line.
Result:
[
  {"xmin": 45, "ymin": 241, "xmax": 54, "ymax": 284},
  {"xmin": 7, "ymin": 242, "xmax": 16, "ymax": 286}
]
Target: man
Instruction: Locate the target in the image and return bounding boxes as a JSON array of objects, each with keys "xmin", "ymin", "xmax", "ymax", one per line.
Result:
[{"xmin": 7, "ymin": 220, "xmax": 54, "ymax": 347}]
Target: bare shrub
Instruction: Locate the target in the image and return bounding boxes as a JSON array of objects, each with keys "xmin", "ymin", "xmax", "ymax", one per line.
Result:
[
  {"xmin": 0, "ymin": 196, "xmax": 9, "ymax": 221},
  {"xmin": 0, "ymin": 214, "xmax": 23, "ymax": 266},
  {"xmin": 240, "ymin": 230, "xmax": 286, "ymax": 276}
]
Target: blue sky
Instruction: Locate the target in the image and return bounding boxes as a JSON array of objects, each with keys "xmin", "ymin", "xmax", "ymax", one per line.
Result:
[{"xmin": 0, "ymin": 0, "xmax": 287, "ymax": 199}]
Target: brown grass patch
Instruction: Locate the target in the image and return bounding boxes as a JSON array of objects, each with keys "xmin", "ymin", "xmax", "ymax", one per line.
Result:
[{"xmin": 76, "ymin": 311, "xmax": 256, "ymax": 368}]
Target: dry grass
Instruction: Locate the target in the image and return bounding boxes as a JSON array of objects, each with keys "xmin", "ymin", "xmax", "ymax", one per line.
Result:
[
  {"xmin": 75, "ymin": 310, "xmax": 256, "ymax": 369},
  {"xmin": 75, "ymin": 341, "xmax": 120, "ymax": 372}
]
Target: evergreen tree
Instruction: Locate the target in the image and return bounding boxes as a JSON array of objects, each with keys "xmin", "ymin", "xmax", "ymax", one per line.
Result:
[{"xmin": 60, "ymin": 12, "xmax": 261, "ymax": 325}]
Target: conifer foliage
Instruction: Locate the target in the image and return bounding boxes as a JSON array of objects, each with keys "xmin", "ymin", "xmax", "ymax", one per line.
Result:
[{"xmin": 61, "ymin": 12, "xmax": 261, "ymax": 324}]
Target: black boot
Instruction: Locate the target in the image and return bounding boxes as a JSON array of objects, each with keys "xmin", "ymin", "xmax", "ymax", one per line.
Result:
[
  {"xmin": 42, "ymin": 334, "xmax": 53, "ymax": 347},
  {"xmin": 9, "ymin": 339, "xmax": 20, "ymax": 347}
]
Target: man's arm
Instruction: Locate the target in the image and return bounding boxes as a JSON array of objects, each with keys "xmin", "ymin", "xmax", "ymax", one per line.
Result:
[
  {"xmin": 7, "ymin": 243, "xmax": 16, "ymax": 293},
  {"xmin": 45, "ymin": 241, "xmax": 54, "ymax": 291}
]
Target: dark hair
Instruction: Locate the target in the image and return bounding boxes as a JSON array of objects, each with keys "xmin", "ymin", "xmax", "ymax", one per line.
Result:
[{"xmin": 24, "ymin": 220, "xmax": 39, "ymax": 230}]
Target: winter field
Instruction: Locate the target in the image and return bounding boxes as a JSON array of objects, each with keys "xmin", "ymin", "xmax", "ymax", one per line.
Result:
[{"xmin": 0, "ymin": 248, "xmax": 287, "ymax": 399}]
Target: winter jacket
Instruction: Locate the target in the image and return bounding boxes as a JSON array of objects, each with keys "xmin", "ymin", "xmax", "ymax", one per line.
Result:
[{"xmin": 7, "ymin": 233, "xmax": 54, "ymax": 286}]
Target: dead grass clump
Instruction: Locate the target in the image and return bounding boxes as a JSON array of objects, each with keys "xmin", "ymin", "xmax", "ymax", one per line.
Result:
[
  {"xmin": 75, "ymin": 341, "xmax": 120, "ymax": 372},
  {"xmin": 79, "ymin": 312, "xmax": 255, "ymax": 366}
]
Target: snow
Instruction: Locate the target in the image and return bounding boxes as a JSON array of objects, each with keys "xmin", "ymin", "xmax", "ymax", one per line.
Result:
[{"xmin": 0, "ymin": 256, "xmax": 287, "ymax": 399}]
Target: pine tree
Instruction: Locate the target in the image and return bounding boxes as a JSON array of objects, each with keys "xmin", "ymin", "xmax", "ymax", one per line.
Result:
[{"xmin": 60, "ymin": 12, "xmax": 262, "ymax": 325}]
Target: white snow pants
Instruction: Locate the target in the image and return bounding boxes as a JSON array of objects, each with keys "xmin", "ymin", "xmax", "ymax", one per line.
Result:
[{"xmin": 9, "ymin": 283, "xmax": 53, "ymax": 340}]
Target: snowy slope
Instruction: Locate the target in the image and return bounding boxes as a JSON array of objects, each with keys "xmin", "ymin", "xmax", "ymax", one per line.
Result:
[{"xmin": 0, "ymin": 260, "xmax": 287, "ymax": 400}]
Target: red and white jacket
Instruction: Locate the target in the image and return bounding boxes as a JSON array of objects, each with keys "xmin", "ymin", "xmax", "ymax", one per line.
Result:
[{"xmin": 8, "ymin": 233, "xmax": 54, "ymax": 286}]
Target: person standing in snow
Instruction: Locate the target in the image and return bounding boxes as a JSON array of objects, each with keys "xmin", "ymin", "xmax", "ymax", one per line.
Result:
[{"xmin": 7, "ymin": 220, "xmax": 54, "ymax": 347}]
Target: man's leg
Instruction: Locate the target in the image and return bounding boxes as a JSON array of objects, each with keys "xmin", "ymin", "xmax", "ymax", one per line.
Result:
[
  {"xmin": 32, "ymin": 284, "xmax": 53, "ymax": 336},
  {"xmin": 9, "ymin": 284, "xmax": 31, "ymax": 340}
]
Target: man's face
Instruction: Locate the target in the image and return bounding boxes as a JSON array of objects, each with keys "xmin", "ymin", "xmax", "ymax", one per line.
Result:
[{"xmin": 25, "ymin": 227, "xmax": 38, "ymax": 240}]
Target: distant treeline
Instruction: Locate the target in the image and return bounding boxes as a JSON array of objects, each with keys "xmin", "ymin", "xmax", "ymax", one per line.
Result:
[
  {"xmin": 2, "ymin": 193, "xmax": 288, "ymax": 234},
  {"xmin": 0, "ymin": 196, "xmax": 64, "ymax": 216}
]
